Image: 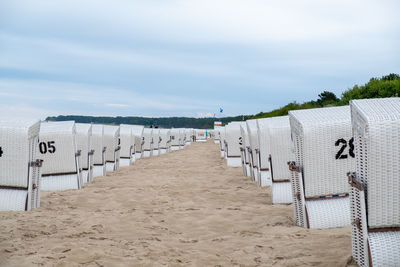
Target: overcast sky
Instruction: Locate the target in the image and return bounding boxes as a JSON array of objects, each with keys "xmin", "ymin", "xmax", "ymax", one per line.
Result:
[{"xmin": 1, "ymin": 0, "xmax": 399, "ymax": 120}]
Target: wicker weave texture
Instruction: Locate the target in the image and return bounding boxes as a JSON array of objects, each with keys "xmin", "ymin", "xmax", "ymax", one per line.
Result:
[
  {"xmin": 119, "ymin": 125, "xmax": 133, "ymax": 158},
  {"xmin": 256, "ymin": 118, "xmax": 271, "ymax": 172},
  {"xmin": 369, "ymin": 231, "xmax": 400, "ymax": 267},
  {"xmin": 152, "ymin": 129, "xmax": 160, "ymax": 151},
  {"xmin": 289, "ymin": 106, "xmax": 355, "ymax": 198},
  {"xmin": 306, "ymin": 198, "xmax": 350, "ymax": 228},
  {"xmin": 40, "ymin": 122, "xmax": 78, "ymax": 175},
  {"xmin": 75, "ymin": 123, "xmax": 92, "ymax": 170},
  {"xmin": 0, "ymin": 189, "xmax": 27, "ymax": 211},
  {"xmin": 271, "ymin": 182, "xmax": 292, "ymax": 204},
  {"xmin": 91, "ymin": 124, "xmax": 104, "ymax": 165},
  {"xmin": 159, "ymin": 129, "xmax": 171, "ymax": 149},
  {"xmin": 246, "ymin": 120, "xmax": 259, "ymax": 168},
  {"xmin": 41, "ymin": 174, "xmax": 80, "ymax": 191},
  {"xmin": 104, "ymin": 125, "xmax": 120, "ymax": 163},
  {"xmin": 268, "ymin": 116, "xmax": 294, "ymax": 181},
  {"xmin": 351, "ymin": 98, "xmax": 400, "ymax": 228},
  {"xmin": 225, "ymin": 123, "xmax": 242, "ymax": 157},
  {"xmin": 0, "ymin": 120, "xmax": 40, "ymax": 187}
]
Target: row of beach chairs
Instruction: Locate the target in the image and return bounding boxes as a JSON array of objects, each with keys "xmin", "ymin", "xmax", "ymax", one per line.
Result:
[
  {"xmin": 215, "ymin": 98, "xmax": 400, "ymax": 267},
  {"xmin": 0, "ymin": 124, "xmax": 208, "ymax": 212}
]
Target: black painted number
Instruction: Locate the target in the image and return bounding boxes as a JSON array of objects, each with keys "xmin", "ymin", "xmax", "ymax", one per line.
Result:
[
  {"xmin": 0, "ymin": 146, "xmax": 3, "ymax": 157},
  {"xmin": 238, "ymin": 137, "xmax": 243, "ymax": 146},
  {"xmin": 39, "ymin": 141, "xmax": 56, "ymax": 154},
  {"xmin": 335, "ymin": 138, "xmax": 354, "ymax": 160}
]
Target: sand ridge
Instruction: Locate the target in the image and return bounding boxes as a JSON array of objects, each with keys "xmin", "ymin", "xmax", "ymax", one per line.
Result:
[{"xmin": 0, "ymin": 141, "xmax": 352, "ymax": 266}]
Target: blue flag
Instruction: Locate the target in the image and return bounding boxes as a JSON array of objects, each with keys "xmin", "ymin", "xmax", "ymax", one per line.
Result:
[{"xmin": 220, "ymin": 108, "xmax": 223, "ymax": 113}]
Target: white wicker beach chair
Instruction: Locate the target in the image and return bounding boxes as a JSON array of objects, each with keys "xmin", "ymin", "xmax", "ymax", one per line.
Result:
[
  {"xmin": 224, "ymin": 122, "xmax": 244, "ymax": 167},
  {"xmin": 75, "ymin": 123, "xmax": 94, "ymax": 183},
  {"xmin": 91, "ymin": 124, "xmax": 106, "ymax": 178},
  {"xmin": 214, "ymin": 125, "xmax": 221, "ymax": 145},
  {"xmin": 119, "ymin": 124, "xmax": 134, "ymax": 167},
  {"xmin": 219, "ymin": 127, "xmax": 226, "ymax": 158},
  {"xmin": 103, "ymin": 125, "xmax": 120, "ymax": 172},
  {"xmin": 239, "ymin": 125, "xmax": 251, "ymax": 177},
  {"xmin": 152, "ymin": 129, "xmax": 160, "ymax": 156},
  {"xmin": 256, "ymin": 118, "xmax": 272, "ymax": 187},
  {"xmin": 178, "ymin": 129, "xmax": 186, "ymax": 149},
  {"xmin": 349, "ymin": 98, "xmax": 400, "ymax": 267},
  {"xmin": 246, "ymin": 119, "xmax": 260, "ymax": 182},
  {"xmin": 195, "ymin": 129, "xmax": 207, "ymax": 142},
  {"xmin": 159, "ymin": 129, "xmax": 171, "ymax": 154},
  {"xmin": 265, "ymin": 116, "xmax": 294, "ymax": 203},
  {"xmin": 130, "ymin": 125, "xmax": 144, "ymax": 160},
  {"xmin": 185, "ymin": 128, "xmax": 194, "ymax": 146},
  {"xmin": 40, "ymin": 121, "xmax": 83, "ymax": 191},
  {"xmin": 142, "ymin": 128, "xmax": 153, "ymax": 157},
  {"xmin": 0, "ymin": 120, "xmax": 42, "ymax": 211},
  {"xmin": 288, "ymin": 106, "xmax": 355, "ymax": 229},
  {"xmin": 170, "ymin": 129, "xmax": 180, "ymax": 151}
]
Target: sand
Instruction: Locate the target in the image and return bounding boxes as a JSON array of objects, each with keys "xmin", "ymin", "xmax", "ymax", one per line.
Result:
[{"xmin": 0, "ymin": 140, "xmax": 353, "ymax": 266}]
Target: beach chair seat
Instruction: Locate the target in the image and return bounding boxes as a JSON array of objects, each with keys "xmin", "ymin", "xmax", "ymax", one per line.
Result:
[
  {"xmin": 0, "ymin": 120, "xmax": 42, "ymax": 210},
  {"xmin": 179, "ymin": 129, "xmax": 186, "ymax": 149},
  {"xmin": 40, "ymin": 121, "xmax": 83, "ymax": 191},
  {"xmin": 75, "ymin": 123, "xmax": 94, "ymax": 183},
  {"xmin": 288, "ymin": 106, "xmax": 354, "ymax": 228},
  {"xmin": 349, "ymin": 98, "xmax": 400, "ymax": 267},
  {"xmin": 104, "ymin": 125, "xmax": 120, "ymax": 172},
  {"xmin": 119, "ymin": 125, "xmax": 134, "ymax": 166},
  {"xmin": 91, "ymin": 124, "xmax": 106, "ymax": 178}
]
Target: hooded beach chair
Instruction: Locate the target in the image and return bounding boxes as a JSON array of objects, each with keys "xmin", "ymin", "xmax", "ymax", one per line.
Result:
[
  {"xmin": 159, "ymin": 129, "xmax": 171, "ymax": 154},
  {"xmin": 75, "ymin": 123, "xmax": 94, "ymax": 183},
  {"xmin": 265, "ymin": 116, "xmax": 294, "ymax": 203},
  {"xmin": 40, "ymin": 121, "xmax": 83, "ymax": 191},
  {"xmin": 246, "ymin": 119, "xmax": 260, "ymax": 182},
  {"xmin": 142, "ymin": 128, "xmax": 153, "ymax": 157},
  {"xmin": 348, "ymin": 98, "xmax": 400, "ymax": 267},
  {"xmin": 179, "ymin": 129, "xmax": 186, "ymax": 149},
  {"xmin": 152, "ymin": 129, "xmax": 160, "ymax": 156},
  {"xmin": 288, "ymin": 106, "xmax": 355, "ymax": 229},
  {"xmin": 170, "ymin": 129, "xmax": 180, "ymax": 151},
  {"xmin": 256, "ymin": 118, "xmax": 273, "ymax": 187},
  {"xmin": 214, "ymin": 126, "xmax": 221, "ymax": 144},
  {"xmin": 224, "ymin": 122, "xmax": 243, "ymax": 167},
  {"xmin": 119, "ymin": 124, "xmax": 134, "ymax": 167},
  {"xmin": 91, "ymin": 124, "xmax": 106, "ymax": 178},
  {"xmin": 185, "ymin": 128, "xmax": 194, "ymax": 146},
  {"xmin": 239, "ymin": 125, "xmax": 251, "ymax": 177},
  {"xmin": 103, "ymin": 125, "xmax": 120, "ymax": 172},
  {"xmin": 130, "ymin": 125, "xmax": 144, "ymax": 160},
  {"xmin": 219, "ymin": 127, "xmax": 226, "ymax": 158},
  {"xmin": 195, "ymin": 129, "xmax": 207, "ymax": 142},
  {"xmin": 0, "ymin": 120, "xmax": 42, "ymax": 211}
]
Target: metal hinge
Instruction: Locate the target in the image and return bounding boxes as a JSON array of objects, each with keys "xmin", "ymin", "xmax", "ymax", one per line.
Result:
[{"xmin": 30, "ymin": 159, "xmax": 43, "ymax": 167}]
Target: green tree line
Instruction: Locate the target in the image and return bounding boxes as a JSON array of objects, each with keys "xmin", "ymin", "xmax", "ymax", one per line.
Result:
[{"xmin": 47, "ymin": 73, "xmax": 400, "ymax": 128}]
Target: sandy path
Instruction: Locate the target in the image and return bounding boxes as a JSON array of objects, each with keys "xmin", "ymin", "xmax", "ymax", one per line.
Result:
[{"xmin": 0, "ymin": 141, "xmax": 352, "ymax": 266}]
